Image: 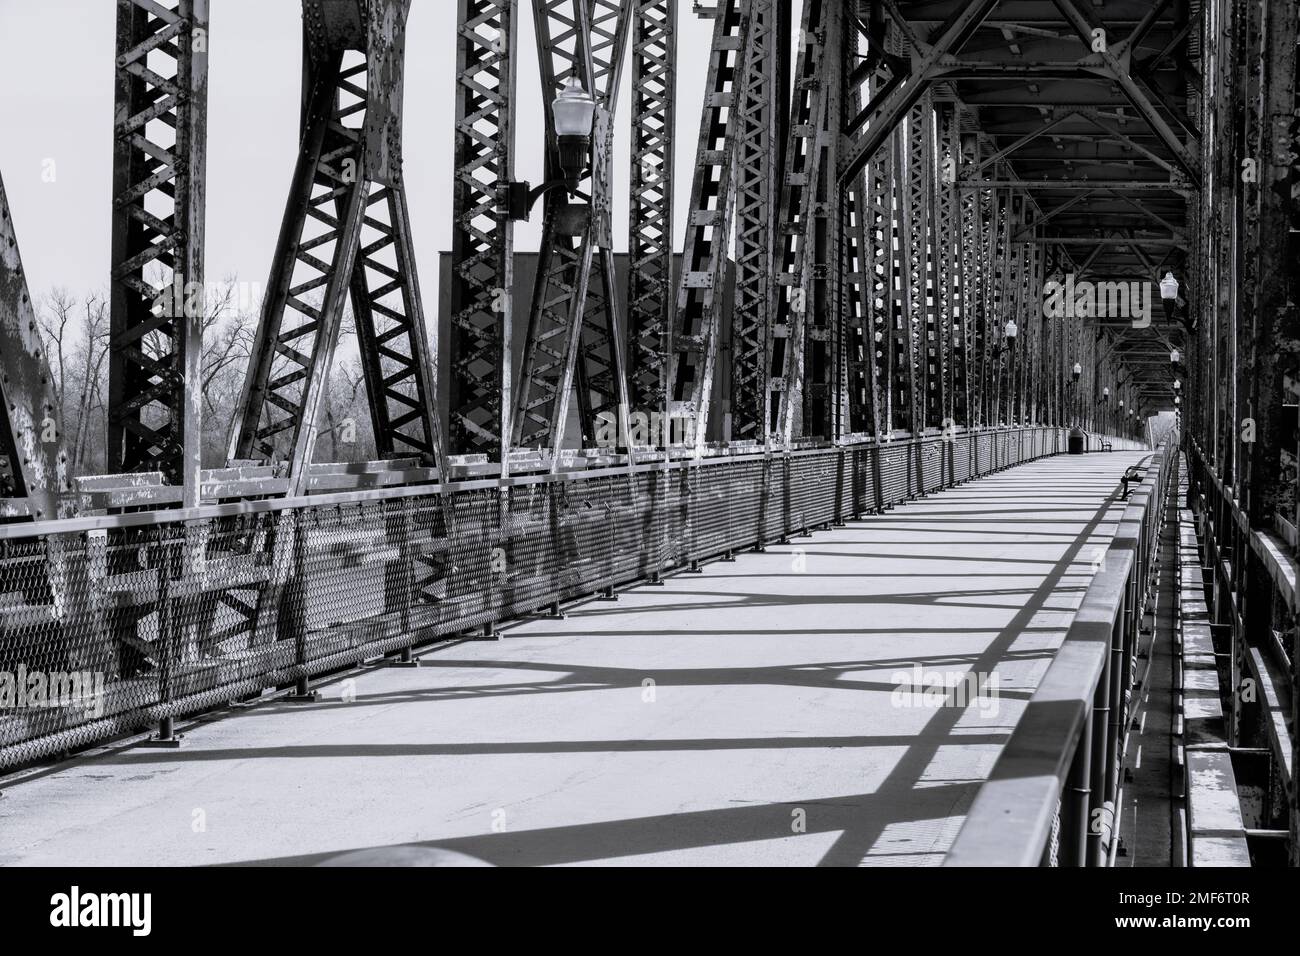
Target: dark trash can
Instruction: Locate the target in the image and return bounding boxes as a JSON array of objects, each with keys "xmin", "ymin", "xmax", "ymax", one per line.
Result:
[{"xmin": 1067, "ymin": 427, "xmax": 1086, "ymax": 454}]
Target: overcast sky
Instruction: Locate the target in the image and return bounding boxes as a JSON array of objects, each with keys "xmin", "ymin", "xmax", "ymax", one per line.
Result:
[{"xmin": 0, "ymin": 0, "xmax": 728, "ymax": 305}]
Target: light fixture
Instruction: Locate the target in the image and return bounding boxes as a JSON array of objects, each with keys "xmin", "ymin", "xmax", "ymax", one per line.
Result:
[
  {"xmin": 1174, "ymin": 396, "xmax": 1181, "ymax": 405},
  {"xmin": 503, "ymin": 76, "xmax": 598, "ymax": 220},
  {"xmin": 1004, "ymin": 319, "xmax": 1017, "ymax": 341},
  {"xmin": 1170, "ymin": 348, "xmax": 1180, "ymax": 365},
  {"xmin": 1072, "ymin": 362, "xmax": 1082, "ymax": 381},
  {"xmin": 1173, "ymin": 379, "xmax": 1181, "ymax": 391},
  {"xmin": 552, "ymin": 76, "xmax": 597, "ymax": 186},
  {"xmin": 1119, "ymin": 399, "xmax": 1125, "ymax": 408},
  {"xmin": 1103, "ymin": 386, "xmax": 1110, "ymax": 400},
  {"xmin": 1160, "ymin": 272, "xmax": 1179, "ymax": 301}
]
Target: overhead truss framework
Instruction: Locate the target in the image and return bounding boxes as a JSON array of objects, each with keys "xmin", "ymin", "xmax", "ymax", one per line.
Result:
[{"xmin": 0, "ymin": 0, "xmax": 1231, "ymax": 519}]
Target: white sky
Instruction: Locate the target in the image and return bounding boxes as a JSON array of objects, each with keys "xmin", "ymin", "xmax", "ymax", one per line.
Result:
[{"xmin": 0, "ymin": 0, "xmax": 728, "ymax": 304}]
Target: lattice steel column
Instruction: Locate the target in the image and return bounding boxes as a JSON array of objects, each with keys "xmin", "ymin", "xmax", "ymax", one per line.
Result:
[
  {"xmin": 230, "ymin": 0, "xmax": 444, "ymax": 494},
  {"xmin": 770, "ymin": 0, "xmax": 830, "ymax": 443},
  {"xmin": 862, "ymin": 64, "xmax": 897, "ymax": 437},
  {"xmin": 448, "ymin": 0, "xmax": 517, "ymax": 461},
  {"xmin": 730, "ymin": 0, "xmax": 783, "ymax": 444},
  {"xmin": 801, "ymin": 2, "xmax": 846, "ymax": 442},
  {"xmin": 668, "ymin": 0, "xmax": 750, "ymax": 449},
  {"xmin": 841, "ymin": 91, "xmax": 874, "ymax": 437},
  {"xmin": 913, "ymin": 95, "xmax": 942, "ymax": 432},
  {"xmin": 0, "ymin": 172, "xmax": 67, "ymax": 522},
  {"xmin": 627, "ymin": 0, "xmax": 676, "ymax": 422},
  {"xmin": 515, "ymin": 0, "xmax": 631, "ymax": 460},
  {"xmin": 931, "ymin": 101, "xmax": 959, "ymax": 430},
  {"xmin": 109, "ymin": 0, "xmax": 208, "ymax": 504}
]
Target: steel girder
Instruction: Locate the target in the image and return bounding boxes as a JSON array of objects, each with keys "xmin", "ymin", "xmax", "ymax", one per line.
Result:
[
  {"xmin": 108, "ymin": 0, "xmax": 209, "ymax": 504},
  {"xmin": 839, "ymin": 0, "xmax": 1000, "ymax": 188},
  {"xmin": 626, "ymin": 0, "xmax": 676, "ymax": 423},
  {"xmin": 514, "ymin": 0, "xmax": 632, "ymax": 461},
  {"xmin": 841, "ymin": 76, "xmax": 874, "ymax": 437},
  {"xmin": 448, "ymin": 0, "xmax": 517, "ymax": 461},
  {"xmin": 769, "ymin": 0, "xmax": 837, "ymax": 444},
  {"xmin": 667, "ymin": 0, "xmax": 750, "ymax": 449},
  {"xmin": 0, "ymin": 173, "xmax": 67, "ymax": 522},
  {"xmin": 729, "ymin": 0, "xmax": 785, "ymax": 444},
  {"xmin": 230, "ymin": 0, "xmax": 443, "ymax": 495}
]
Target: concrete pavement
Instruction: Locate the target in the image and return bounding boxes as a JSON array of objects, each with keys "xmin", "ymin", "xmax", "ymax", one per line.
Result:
[{"xmin": 0, "ymin": 451, "xmax": 1147, "ymax": 866}]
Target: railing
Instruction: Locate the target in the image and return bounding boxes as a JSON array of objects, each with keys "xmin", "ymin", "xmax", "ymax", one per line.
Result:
[
  {"xmin": 0, "ymin": 427, "xmax": 1144, "ymax": 771},
  {"xmin": 1182, "ymin": 437, "xmax": 1297, "ymax": 863},
  {"xmin": 946, "ymin": 440, "xmax": 1176, "ymax": 866}
]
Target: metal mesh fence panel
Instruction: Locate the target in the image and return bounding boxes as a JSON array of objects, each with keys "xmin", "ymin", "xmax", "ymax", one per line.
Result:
[{"xmin": 0, "ymin": 427, "xmax": 1122, "ymax": 768}]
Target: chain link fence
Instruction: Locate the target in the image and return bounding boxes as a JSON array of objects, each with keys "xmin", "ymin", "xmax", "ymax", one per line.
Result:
[{"xmin": 1, "ymin": 427, "xmax": 1144, "ymax": 770}]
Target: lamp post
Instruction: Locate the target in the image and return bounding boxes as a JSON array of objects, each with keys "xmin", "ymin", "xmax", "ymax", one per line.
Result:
[
  {"xmin": 1102, "ymin": 386, "xmax": 1110, "ymax": 434},
  {"xmin": 1003, "ymin": 319, "xmax": 1017, "ymax": 425},
  {"xmin": 502, "ymin": 76, "xmax": 598, "ymax": 220},
  {"xmin": 1071, "ymin": 362, "xmax": 1082, "ymax": 426}
]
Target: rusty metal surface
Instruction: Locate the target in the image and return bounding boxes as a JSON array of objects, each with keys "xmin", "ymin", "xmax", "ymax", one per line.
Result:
[
  {"xmin": 0, "ymin": 173, "xmax": 67, "ymax": 521},
  {"xmin": 108, "ymin": 0, "xmax": 209, "ymax": 504}
]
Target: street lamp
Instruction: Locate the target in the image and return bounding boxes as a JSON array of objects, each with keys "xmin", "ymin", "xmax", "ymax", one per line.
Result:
[
  {"xmin": 1003, "ymin": 320, "xmax": 1018, "ymax": 425},
  {"xmin": 503, "ymin": 76, "xmax": 598, "ymax": 220},
  {"xmin": 1072, "ymin": 362, "xmax": 1082, "ymax": 381},
  {"xmin": 1170, "ymin": 348, "xmax": 1180, "ymax": 365},
  {"xmin": 1160, "ymin": 271, "xmax": 1179, "ymax": 322}
]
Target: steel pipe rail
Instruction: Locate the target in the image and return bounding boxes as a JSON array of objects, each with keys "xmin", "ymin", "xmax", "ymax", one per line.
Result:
[{"xmin": 946, "ymin": 440, "xmax": 1176, "ymax": 866}]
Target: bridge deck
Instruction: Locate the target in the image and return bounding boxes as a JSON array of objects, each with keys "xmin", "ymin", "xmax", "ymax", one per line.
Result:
[{"xmin": 0, "ymin": 452, "xmax": 1146, "ymax": 867}]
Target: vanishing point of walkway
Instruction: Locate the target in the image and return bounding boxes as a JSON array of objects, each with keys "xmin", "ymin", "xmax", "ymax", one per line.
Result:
[{"xmin": 0, "ymin": 452, "xmax": 1147, "ymax": 866}]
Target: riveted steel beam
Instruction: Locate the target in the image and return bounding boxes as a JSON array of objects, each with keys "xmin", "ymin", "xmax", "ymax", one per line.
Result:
[
  {"xmin": 627, "ymin": 0, "xmax": 676, "ymax": 423},
  {"xmin": 729, "ymin": 0, "xmax": 786, "ymax": 444},
  {"xmin": 0, "ymin": 172, "xmax": 68, "ymax": 522},
  {"xmin": 514, "ymin": 0, "xmax": 632, "ymax": 464},
  {"xmin": 667, "ymin": 0, "xmax": 749, "ymax": 449},
  {"xmin": 839, "ymin": 0, "xmax": 1000, "ymax": 188},
  {"xmin": 109, "ymin": 0, "xmax": 208, "ymax": 505},
  {"xmin": 448, "ymin": 0, "xmax": 517, "ymax": 462},
  {"xmin": 230, "ymin": 0, "xmax": 443, "ymax": 495}
]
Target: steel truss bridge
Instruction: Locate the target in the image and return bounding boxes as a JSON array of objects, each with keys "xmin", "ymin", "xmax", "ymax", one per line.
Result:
[{"xmin": 0, "ymin": 0, "xmax": 1296, "ymax": 867}]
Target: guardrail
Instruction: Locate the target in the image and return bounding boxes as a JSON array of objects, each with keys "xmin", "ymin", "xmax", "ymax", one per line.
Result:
[
  {"xmin": 1183, "ymin": 438, "xmax": 1297, "ymax": 864},
  {"xmin": 946, "ymin": 440, "xmax": 1175, "ymax": 866},
  {"xmin": 0, "ymin": 426, "xmax": 1144, "ymax": 772}
]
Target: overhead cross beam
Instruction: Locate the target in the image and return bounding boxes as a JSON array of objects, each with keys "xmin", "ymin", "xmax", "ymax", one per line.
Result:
[
  {"xmin": 838, "ymin": 0, "xmax": 1000, "ymax": 188},
  {"xmin": 1051, "ymin": 0, "xmax": 1201, "ymax": 182}
]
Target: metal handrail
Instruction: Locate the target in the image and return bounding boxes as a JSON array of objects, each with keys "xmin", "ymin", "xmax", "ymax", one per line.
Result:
[{"xmin": 0, "ymin": 427, "xmax": 1147, "ymax": 542}]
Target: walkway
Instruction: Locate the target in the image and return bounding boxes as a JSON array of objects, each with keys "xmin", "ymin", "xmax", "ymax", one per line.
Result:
[{"xmin": 0, "ymin": 452, "xmax": 1147, "ymax": 866}]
